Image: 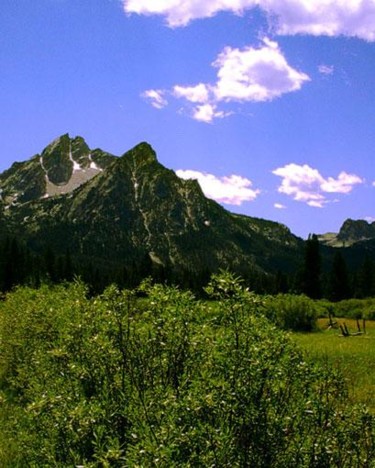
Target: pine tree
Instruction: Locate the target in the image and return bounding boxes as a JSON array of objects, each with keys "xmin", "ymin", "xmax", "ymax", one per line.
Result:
[
  {"xmin": 301, "ymin": 234, "xmax": 322, "ymax": 299},
  {"xmin": 356, "ymin": 256, "xmax": 375, "ymax": 298},
  {"xmin": 329, "ymin": 251, "xmax": 350, "ymax": 302}
]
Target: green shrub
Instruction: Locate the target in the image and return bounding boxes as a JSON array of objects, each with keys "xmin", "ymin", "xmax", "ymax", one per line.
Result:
[
  {"xmin": 264, "ymin": 293, "xmax": 318, "ymax": 331},
  {"xmin": 0, "ymin": 275, "xmax": 373, "ymax": 466},
  {"xmin": 332, "ymin": 297, "xmax": 375, "ymax": 320}
]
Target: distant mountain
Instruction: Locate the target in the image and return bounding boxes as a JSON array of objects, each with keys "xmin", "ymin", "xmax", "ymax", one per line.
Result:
[
  {"xmin": 0, "ymin": 134, "xmax": 304, "ymax": 287},
  {"xmin": 318, "ymin": 219, "xmax": 375, "ymax": 247}
]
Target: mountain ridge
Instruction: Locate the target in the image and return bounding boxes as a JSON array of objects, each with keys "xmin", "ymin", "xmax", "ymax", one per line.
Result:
[
  {"xmin": 2, "ymin": 133, "xmax": 374, "ymax": 295},
  {"xmin": 0, "ymin": 134, "xmax": 305, "ymax": 286}
]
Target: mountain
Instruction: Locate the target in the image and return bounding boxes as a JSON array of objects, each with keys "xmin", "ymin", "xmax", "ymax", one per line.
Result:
[
  {"xmin": 0, "ymin": 134, "xmax": 304, "ymax": 288},
  {"xmin": 0, "ymin": 134, "xmax": 115, "ymax": 206},
  {"xmin": 318, "ymin": 219, "xmax": 375, "ymax": 247}
]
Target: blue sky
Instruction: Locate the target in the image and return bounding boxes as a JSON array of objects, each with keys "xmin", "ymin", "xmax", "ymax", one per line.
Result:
[{"xmin": 1, "ymin": 0, "xmax": 375, "ymax": 238}]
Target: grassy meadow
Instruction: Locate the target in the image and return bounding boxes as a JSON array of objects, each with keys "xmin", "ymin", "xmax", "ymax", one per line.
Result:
[{"xmin": 293, "ymin": 318, "xmax": 375, "ymax": 413}]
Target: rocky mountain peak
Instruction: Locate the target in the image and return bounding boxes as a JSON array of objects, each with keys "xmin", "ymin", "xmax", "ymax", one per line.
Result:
[
  {"xmin": 318, "ymin": 218, "xmax": 375, "ymax": 247},
  {"xmin": 337, "ymin": 219, "xmax": 375, "ymax": 243},
  {"xmin": 122, "ymin": 142, "xmax": 157, "ymax": 167},
  {"xmin": 0, "ymin": 135, "xmax": 116, "ymax": 207}
]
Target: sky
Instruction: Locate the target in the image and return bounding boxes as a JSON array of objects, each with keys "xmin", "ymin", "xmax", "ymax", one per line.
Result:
[{"xmin": 1, "ymin": 0, "xmax": 375, "ymax": 239}]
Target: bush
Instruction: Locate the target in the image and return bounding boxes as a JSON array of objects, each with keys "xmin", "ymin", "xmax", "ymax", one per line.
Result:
[
  {"xmin": 0, "ymin": 275, "xmax": 374, "ymax": 466},
  {"xmin": 332, "ymin": 297, "xmax": 375, "ymax": 320},
  {"xmin": 263, "ymin": 293, "xmax": 318, "ymax": 331}
]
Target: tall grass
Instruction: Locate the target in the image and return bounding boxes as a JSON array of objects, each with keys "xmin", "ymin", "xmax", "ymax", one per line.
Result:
[{"xmin": 293, "ymin": 318, "xmax": 375, "ymax": 413}]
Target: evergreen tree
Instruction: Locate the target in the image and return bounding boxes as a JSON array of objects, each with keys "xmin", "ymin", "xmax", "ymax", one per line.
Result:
[
  {"xmin": 301, "ymin": 234, "xmax": 322, "ymax": 299},
  {"xmin": 328, "ymin": 251, "xmax": 351, "ymax": 302},
  {"xmin": 356, "ymin": 256, "xmax": 375, "ymax": 298}
]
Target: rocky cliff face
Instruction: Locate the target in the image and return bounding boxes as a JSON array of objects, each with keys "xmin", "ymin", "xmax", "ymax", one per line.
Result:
[{"xmin": 337, "ymin": 219, "xmax": 375, "ymax": 244}]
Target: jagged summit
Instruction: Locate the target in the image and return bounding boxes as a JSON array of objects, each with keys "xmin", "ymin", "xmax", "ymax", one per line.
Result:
[
  {"xmin": 121, "ymin": 142, "xmax": 158, "ymax": 166},
  {"xmin": 0, "ymin": 134, "xmax": 116, "ymax": 207}
]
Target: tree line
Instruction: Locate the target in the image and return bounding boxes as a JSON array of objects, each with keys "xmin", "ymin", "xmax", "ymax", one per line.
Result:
[{"xmin": 0, "ymin": 234, "xmax": 374, "ymax": 299}]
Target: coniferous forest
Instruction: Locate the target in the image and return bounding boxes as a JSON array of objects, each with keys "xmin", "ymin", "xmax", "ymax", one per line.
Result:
[{"xmin": 1, "ymin": 234, "xmax": 374, "ymax": 300}]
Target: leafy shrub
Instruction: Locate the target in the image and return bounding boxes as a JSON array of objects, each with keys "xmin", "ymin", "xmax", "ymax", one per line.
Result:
[
  {"xmin": 0, "ymin": 275, "xmax": 374, "ymax": 466},
  {"xmin": 263, "ymin": 293, "xmax": 318, "ymax": 331},
  {"xmin": 332, "ymin": 297, "xmax": 375, "ymax": 320}
]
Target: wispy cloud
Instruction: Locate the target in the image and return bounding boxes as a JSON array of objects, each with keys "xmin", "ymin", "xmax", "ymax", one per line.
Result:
[
  {"xmin": 123, "ymin": 0, "xmax": 375, "ymax": 41},
  {"xmin": 141, "ymin": 89, "xmax": 168, "ymax": 109},
  {"xmin": 272, "ymin": 163, "xmax": 363, "ymax": 208},
  {"xmin": 274, "ymin": 203, "xmax": 286, "ymax": 209},
  {"xmin": 176, "ymin": 169, "xmax": 260, "ymax": 205},
  {"xmin": 318, "ymin": 64, "xmax": 334, "ymax": 75},
  {"xmin": 143, "ymin": 38, "xmax": 309, "ymax": 122}
]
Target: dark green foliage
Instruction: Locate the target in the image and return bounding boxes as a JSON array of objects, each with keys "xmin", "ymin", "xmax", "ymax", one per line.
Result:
[
  {"xmin": 355, "ymin": 256, "xmax": 375, "ymax": 298},
  {"xmin": 301, "ymin": 234, "xmax": 322, "ymax": 299},
  {"xmin": 329, "ymin": 251, "xmax": 351, "ymax": 302},
  {"xmin": 0, "ymin": 274, "xmax": 373, "ymax": 466},
  {"xmin": 331, "ymin": 297, "xmax": 375, "ymax": 320}
]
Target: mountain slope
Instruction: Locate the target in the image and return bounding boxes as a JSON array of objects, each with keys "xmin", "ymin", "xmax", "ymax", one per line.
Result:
[{"xmin": 1, "ymin": 136, "xmax": 304, "ymax": 282}]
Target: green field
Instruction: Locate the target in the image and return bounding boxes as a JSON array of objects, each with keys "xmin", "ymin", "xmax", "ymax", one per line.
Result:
[{"xmin": 293, "ymin": 318, "xmax": 375, "ymax": 413}]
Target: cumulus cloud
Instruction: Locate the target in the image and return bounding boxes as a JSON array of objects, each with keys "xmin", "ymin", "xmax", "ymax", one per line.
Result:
[
  {"xmin": 212, "ymin": 38, "xmax": 310, "ymax": 102},
  {"xmin": 176, "ymin": 169, "xmax": 260, "ymax": 205},
  {"xmin": 272, "ymin": 163, "xmax": 363, "ymax": 207},
  {"xmin": 141, "ymin": 89, "xmax": 168, "ymax": 109},
  {"xmin": 123, "ymin": 0, "xmax": 375, "ymax": 41},
  {"xmin": 265, "ymin": 0, "xmax": 375, "ymax": 41},
  {"xmin": 143, "ymin": 39, "xmax": 309, "ymax": 122}
]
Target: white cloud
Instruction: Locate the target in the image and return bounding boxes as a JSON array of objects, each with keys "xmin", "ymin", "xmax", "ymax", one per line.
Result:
[
  {"xmin": 321, "ymin": 171, "xmax": 363, "ymax": 193},
  {"xmin": 192, "ymin": 104, "xmax": 228, "ymax": 123},
  {"xmin": 144, "ymin": 39, "xmax": 310, "ymax": 122},
  {"xmin": 123, "ymin": 0, "xmax": 256, "ymax": 27},
  {"xmin": 123, "ymin": 0, "xmax": 375, "ymax": 41},
  {"xmin": 273, "ymin": 163, "xmax": 363, "ymax": 207},
  {"xmin": 141, "ymin": 89, "xmax": 168, "ymax": 109},
  {"xmin": 318, "ymin": 64, "xmax": 334, "ymax": 75},
  {"xmin": 274, "ymin": 202, "xmax": 286, "ymax": 209},
  {"xmin": 173, "ymin": 83, "xmax": 211, "ymax": 103},
  {"xmin": 213, "ymin": 39, "xmax": 310, "ymax": 102},
  {"xmin": 176, "ymin": 169, "xmax": 260, "ymax": 205},
  {"xmin": 264, "ymin": 0, "xmax": 375, "ymax": 41}
]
